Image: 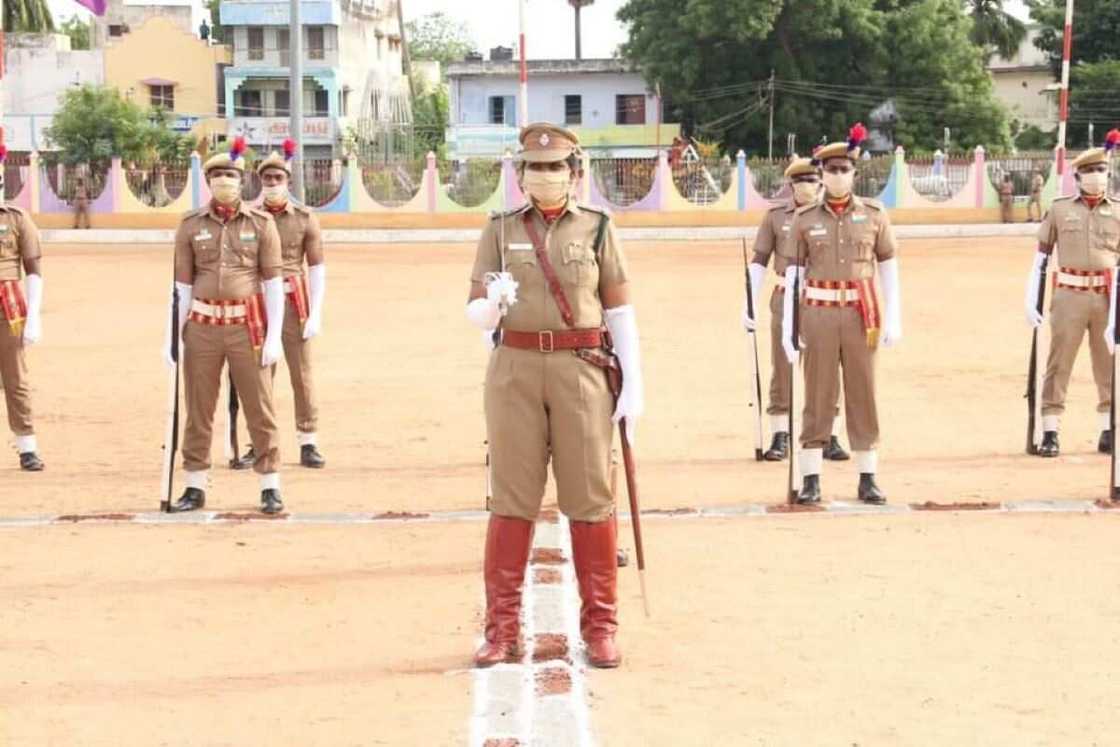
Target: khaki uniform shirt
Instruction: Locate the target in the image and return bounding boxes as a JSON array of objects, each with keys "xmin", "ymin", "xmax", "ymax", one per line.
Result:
[
  {"xmin": 471, "ymin": 201, "xmax": 628, "ymax": 331},
  {"xmin": 270, "ymin": 203, "xmax": 323, "ymax": 277},
  {"xmin": 1031, "ymin": 175, "xmax": 1044, "ymax": 196},
  {"xmin": 174, "ymin": 202, "xmax": 282, "ymax": 299},
  {"xmin": 789, "ymin": 196, "xmax": 897, "ymax": 281},
  {"xmin": 1037, "ymin": 195, "xmax": 1120, "ymax": 270},
  {"xmin": 752, "ymin": 199, "xmax": 797, "ymax": 276},
  {"xmin": 0, "ymin": 205, "xmax": 41, "ymax": 281}
]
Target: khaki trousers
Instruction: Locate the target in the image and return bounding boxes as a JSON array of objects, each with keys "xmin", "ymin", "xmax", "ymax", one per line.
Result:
[
  {"xmin": 1042, "ymin": 288, "xmax": 1111, "ymax": 417},
  {"xmin": 182, "ymin": 321, "xmax": 279, "ymax": 474},
  {"xmin": 485, "ymin": 345, "xmax": 615, "ymax": 522},
  {"xmin": 800, "ymin": 304, "xmax": 878, "ymax": 450},
  {"xmin": 1028, "ymin": 195, "xmax": 1042, "ymax": 222},
  {"xmin": 767, "ymin": 288, "xmax": 791, "ymax": 416},
  {"xmin": 0, "ymin": 326, "xmax": 32, "ymax": 435},
  {"xmin": 279, "ymin": 298, "xmax": 317, "ymax": 434}
]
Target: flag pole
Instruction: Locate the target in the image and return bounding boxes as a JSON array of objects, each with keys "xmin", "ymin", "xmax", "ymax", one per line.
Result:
[
  {"xmin": 1055, "ymin": 0, "xmax": 1074, "ymax": 177},
  {"xmin": 518, "ymin": 0, "xmax": 528, "ymax": 127}
]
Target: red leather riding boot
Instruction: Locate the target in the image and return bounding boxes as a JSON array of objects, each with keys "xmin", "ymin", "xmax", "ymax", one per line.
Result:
[
  {"xmin": 473, "ymin": 514, "xmax": 535, "ymax": 668},
  {"xmin": 570, "ymin": 516, "xmax": 621, "ymax": 668}
]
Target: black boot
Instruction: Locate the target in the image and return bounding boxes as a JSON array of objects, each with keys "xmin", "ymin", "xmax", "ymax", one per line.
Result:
[
  {"xmin": 300, "ymin": 444, "xmax": 326, "ymax": 469},
  {"xmin": 1038, "ymin": 431, "xmax": 1059, "ymax": 457},
  {"xmin": 19, "ymin": 452, "xmax": 44, "ymax": 471},
  {"xmin": 171, "ymin": 487, "xmax": 205, "ymax": 513},
  {"xmin": 764, "ymin": 432, "xmax": 789, "ymax": 461},
  {"xmin": 858, "ymin": 473, "xmax": 886, "ymax": 504},
  {"xmin": 823, "ymin": 436, "xmax": 850, "ymax": 461},
  {"xmin": 230, "ymin": 446, "xmax": 255, "ymax": 470},
  {"xmin": 260, "ymin": 489, "xmax": 284, "ymax": 514},
  {"xmin": 797, "ymin": 474, "xmax": 821, "ymax": 504},
  {"xmin": 1099, "ymin": 430, "xmax": 1112, "ymax": 455}
]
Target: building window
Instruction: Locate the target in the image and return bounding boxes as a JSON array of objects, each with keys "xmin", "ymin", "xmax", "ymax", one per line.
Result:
[
  {"xmin": 109, "ymin": 24, "xmax": 125, "ymax": 37},
  {"xmin": 248, "ymin": 27, "xmax": 264, "ymax": 60},
  {"xmin": 616, "ymin": 95, "xmax": 646, "ymax": 125},
  {"xmin": 340, "ymin": 89, "xmax": 350, "ymax": 117},
  {"xmin": 565, "ymin": 95, "xmax": 582, "ymax": 126},
  {"xmin": 149, "ymin": 85, "xmax": 174, "ymax": 110},
  {"xmin": 489, "ymin": 96, "xmax": 505, "ymax": 125},
  {"xmin": 235, "ymin": 89, "xmax": 263, "ymax": 117},
  {"xmin": 314, "ymin": 89, "xmax": 329, "ymax": 117},
  {"xmin": 278, "ymin": 28, "xmax": 290, "ymax": 65},
  {"xmin": 308, "ymin": 26, "xmax": 325, "ymax": 60},
  {"xmin": 273, "ymin": 88, "xmax": 289, "ymax": 117}
]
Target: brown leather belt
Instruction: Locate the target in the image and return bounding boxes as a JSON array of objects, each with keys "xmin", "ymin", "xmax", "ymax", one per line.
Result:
[{"xmin": 502, "ymin": 328, "xmax": 603, "ymax": 353}]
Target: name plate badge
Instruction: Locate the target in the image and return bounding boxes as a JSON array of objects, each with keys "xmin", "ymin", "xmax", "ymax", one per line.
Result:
[
  {"xmin": 509, "ymin": 243, "xmax": 533, "ymax": 251},
  {"xmin": 851, "ymin": 214, "xmax": 867, "ymax": 224},
  {"xmin": 240, "ymin": 231, "xmax": 257, "ymax": 243},
  {"xmin": 809, "ymin": 228, "xmax": 828, "ymax": 238}
]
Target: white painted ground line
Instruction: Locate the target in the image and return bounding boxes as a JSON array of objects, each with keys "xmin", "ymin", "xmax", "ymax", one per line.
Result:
[
  {"xmin": 2, "ymin": 500, "xmax": 1119, "ymax": 529},
  {"xmin": 471, "ymin": 515, "xmax": 595, "ymax": 747},
  {"xmin": 40, "ymin": 223, "xmax": 1039, "ymax": 245}
]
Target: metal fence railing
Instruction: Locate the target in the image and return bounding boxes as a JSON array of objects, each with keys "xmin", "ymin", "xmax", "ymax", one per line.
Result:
[
  {"xmin": 591, "ymin": 158, "xmax": 656, "ymax": 207},
  {"xmin": 440, "ymin": 159, "xmax": 502, "ymax": 208},
  {"xmin": 906, "ymin": 154, "xmax": 971, "ymax": 202},
  {"xmin": 987, "ymin": 153, "xmax": 1053, "ymax": 198},
  {"xmin": 853, "ymin": 156, "xmax": 894, "ymax": 199},
  {"xmin": 301, "ymin": 159, "xmax": 342, "ymax": 208},
  {"xmin": 40, "ymin": 160, "xmax": 110, "ymax": 203},
  {"xmin": 671, "ymin": 157, "xmax": 733, "ymax": 205},
  {"xmin": 748, "ymin": 158, "xmax": 794, "ymax": 200},
  {"xmin": 3, "ymin": 152, "xmax": 30, "ymax": 201},
  {"xmin": 362, "ymin": 159, "xmax": 424, "ymax": 207},
  {"xmin": 125, "ymin": 164, "xmax": 190, "ymax": 207}
]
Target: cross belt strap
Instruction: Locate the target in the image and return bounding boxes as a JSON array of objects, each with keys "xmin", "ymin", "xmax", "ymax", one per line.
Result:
[
  {"xmin": 803, "ymin": 278, "xmax": 881, "ymax": 349},
  {"xmin": 522, "ymin": 212, "xmax": 575, "ymax": 327},
  {"xmin": 502, "ymin": 328, "xmax": 603, "ymax": 353}
]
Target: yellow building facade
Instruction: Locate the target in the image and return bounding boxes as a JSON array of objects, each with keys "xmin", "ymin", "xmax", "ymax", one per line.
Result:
[{"xmin": 103, "ymin": 15, "xmax": 232, "ymax": 141}]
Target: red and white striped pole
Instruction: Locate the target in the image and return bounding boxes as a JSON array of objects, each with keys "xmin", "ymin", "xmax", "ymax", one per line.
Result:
[
  {"xmin": 518, "ymin": 0, "xmax": 528, "ymax": 127},
  {"xmin": 1056, "ymin": 0, "xmax": 1074, "ymax": 175}
]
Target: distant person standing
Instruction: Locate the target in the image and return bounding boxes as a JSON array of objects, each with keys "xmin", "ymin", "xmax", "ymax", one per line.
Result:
[
  {"xmin": 999, "ymin": 174, "xmax": 1014, "ymax": 223},
  {"xmin": 73, "ymin": 178, "xmax": 91, "ymax": 229},
  {"xmin": 1028, "ymin": 170, "xmax": 1044, "ymax": 222}
]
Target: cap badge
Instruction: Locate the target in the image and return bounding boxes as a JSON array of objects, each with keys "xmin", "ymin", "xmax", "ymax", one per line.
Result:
[{"xmin": 539, "ymin": 133, "xmax": 551, "ymax": 147}]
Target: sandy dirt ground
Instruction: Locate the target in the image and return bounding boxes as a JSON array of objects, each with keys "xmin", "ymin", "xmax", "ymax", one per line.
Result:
[
  {"xmin": 0, "ymin": 522, "xmax": 480, "ymax": 746},
  {"xmin": 0, "ymin": 236, "xmax": 1113, "ymax": 516},
  {"xmin": 597, "ymin": 512, "xmax": 1120, "ymax": 745},
  {"xmin": 3, "ymin": 237, "xmax": 1119, "ymax": 745}
]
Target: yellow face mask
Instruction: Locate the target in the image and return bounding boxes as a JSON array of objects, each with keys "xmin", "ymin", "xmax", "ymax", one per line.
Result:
[
  {"xmin": 522, "ymin": 168, "xmax": 572, "ymax": 207},
  {"xmin": 210, "ymin": 176, "xmax": 241, "ymax": 205}
]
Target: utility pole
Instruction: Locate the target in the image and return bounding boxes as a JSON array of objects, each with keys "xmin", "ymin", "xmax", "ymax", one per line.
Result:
[
  {"xmin": 1055, "ymin": 0, "xmax": 1074, "ymax": 176},
  {"xmin": 767, "ymin": 69, "xmax": 775, "ymax": 161},
  {"xmin": 518, "ymin": 0, "xmax": 528, "ymax": 127},
  {"xmin": 397, "ymin": 0, "xmax": 415, "ymax": 106},
  {"xmin": 289, "ymin": 0, "xmax": 304, "ymax": 200}
]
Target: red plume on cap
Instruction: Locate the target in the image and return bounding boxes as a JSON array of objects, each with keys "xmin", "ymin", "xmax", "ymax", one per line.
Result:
[
  {"xmin": 0, "ymin": 145, "xmax": 7, "ymax": 163},
  {"xmin": 848, "ymin": 122, "xmax": 868, "ymax": 152},
  {"xmin": 1106, "ymin": 128, "xmax": 1120, "ymax": 153},
  {"xmin": 229, "ymin": 135, "xmax": 247, "ymax": 160},
  {"xmin": 282, "ymin": 138, "xmax": 296, "ymax": 161}
]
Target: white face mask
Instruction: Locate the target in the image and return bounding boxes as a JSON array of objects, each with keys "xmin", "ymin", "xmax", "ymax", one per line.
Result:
[
  {"xmin": 262, "ymin": 184, "xmax": 289, "ymax": 206},
  {"xmin": 523, "ymin": 167, "xmax": 572, "ymax": 207},
  {"xmin": 822, "ymin": 171, "xmax": 854, "ymax": 199},
  {"xmin": 792, "ymin": 181, "xmax": 821, "ymax": 206},
  {"xmin": 1079, "ymin": 171, "xmax": 1109, "ymax": 197},
  {"xmin": 210, "ymin": 176, "xmax": 241, "ymax": 205}
]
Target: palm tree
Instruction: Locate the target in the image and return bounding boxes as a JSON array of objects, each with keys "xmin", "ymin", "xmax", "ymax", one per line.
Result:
[
  {"xmin": 568, "ymin": 0, "xmax": 594, "ymax": 60},
  {"xmin": 4, "ymin": 0, "xmax": 56, "ymax": 32},
  {"xmin": 967, "ymin": 0, "xmax": 1028, "ymax": 61}
]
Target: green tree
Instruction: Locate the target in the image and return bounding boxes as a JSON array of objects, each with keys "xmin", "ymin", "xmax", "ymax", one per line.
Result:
[
  {"xmin": 3, "ymin": 0, "xmax": 54, "ymax": 32},
  {"xmin": 1028, "ymin": 0, "xmax": 1120, "ymax": 75},
  {"xmin": 966, "ymin": 0, "xmax": 1027, "ymax": 60},
  {"xmin": 617, "ymin": 0, "xmax": 1010, "ymax": 153},
  {"xmin": 412, "ymin": 83, "xmax": 449, "ymax": 159},
  {"xmin": 404, "ymin": 11, "xmax": 475, "ymax": 66},
  {"xmin": 44, "ymin": 85, "xmax": 194, "ymax": 166},
  {"xmin": 59, "ymin": 14, "xmax": 90, "ymax": 50},
  {"xmin": 1066, "ymin": 60, "xmax": 1120, "ymax": 146},
  {"xmin": 204, "ymin": 0, "xmax": 226, "ymax": 43}
]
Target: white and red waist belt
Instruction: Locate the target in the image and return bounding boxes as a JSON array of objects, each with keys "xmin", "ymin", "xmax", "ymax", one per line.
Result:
[
  {"xmin": 188, "ymin": 295, "xmax": 267, "ymax": 349},
  {"xmin": 803, "ymin": 279, "xmax": 881, "ymax": 348},
  {"xmin": 1055, "ymin": 267, "xmax": 1111, "ymax": 295},
  {"xmin": 283, "ymin": 275, "xmax": 310, "ymax": 323},
  {"xmin": 0, "ymin": 279, "xmax": 27, "ymax": 337}
]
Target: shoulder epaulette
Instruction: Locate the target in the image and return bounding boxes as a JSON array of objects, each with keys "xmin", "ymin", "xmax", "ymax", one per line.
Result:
[
  {"xmin": 489, "ymin": 204, "xmax": 530, "ymax": 220},
  {"xmin": 860, "ymin": 198, "xmax": 885, "ymax": 211},
  {"xmin": 578, "ymin": 202, "xmax": 610, "ymax": 217},
  {"xmin": 794, "ymin": 203, "xmax": 817, "ymax": 216},
  {"xmin": 1052, "ymin": 195, "xmax": 1075, "ymax": 203},
  {"xmin": 182, "ymin": 207, "xmax": 208, "ymax": 220},
  {"xmin": 247, "ymin": 206, "xmax": 274, "ymax": 220},
  {"xmin": 292, "ymin": 203, "xmax": 314, "ymax": 215}
]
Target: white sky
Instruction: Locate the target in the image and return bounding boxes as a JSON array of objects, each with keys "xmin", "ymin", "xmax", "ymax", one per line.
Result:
[{"xmin": 47, "ymin": 0, "xmax": 632, "ymax": 59}]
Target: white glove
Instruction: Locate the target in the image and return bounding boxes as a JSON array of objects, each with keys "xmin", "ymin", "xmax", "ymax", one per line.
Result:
[
  {"xmin": 22, "ymin": 273, "xmax": 43, "ymax": 346},
  {"xmin": 302, "ymin": 263, "xmax": 326, "ymax": 341},
  {"xmin": 485, "ymin": 271, "xmax": 519, "ymax": 309},
  {"xmin": 605, "ymin": 305, "xmax": 644, "ymax": 442},
  {"xmin": 781, "ymin": 265, "xmax": 802, "ymax": 365},
  {"xmin": 261, "ymin": 277, "xmax": 284, "ymax": 367},
  {"xmin": 467, "ymin": 297, "xmax": 501, "ymax": 331},
  {"xmin": 741, "ymin": 262, "xmax": 766, "ymax": 332},
  {"xmin": 1108, "ymin": 270, "xmax": 1119, "ymax": 354},
  {"xmin": 162, "ymin": 281, "xmax": 192, "ymax": 368},
  {"xmin": 878, "ymin": 258, "xmax": 902, "ymax": 348},
  {"xmin": 1025, "ymin": 251, "xmax": 1047, "ymax": 328}
]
